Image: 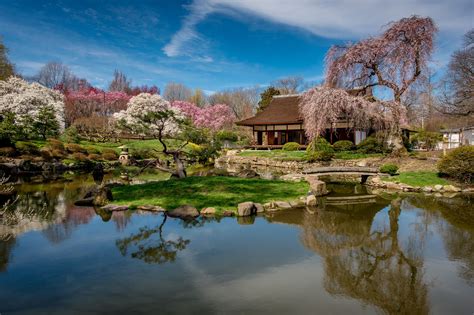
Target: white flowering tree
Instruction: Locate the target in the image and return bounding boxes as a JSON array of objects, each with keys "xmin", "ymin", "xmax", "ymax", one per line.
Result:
[
  {"xmin": 0, "ymin": 77, "xmax": 65, "ymax": 140},
  {"xmin": 114, "ymin": 93, "xmax": 189, "ymax": 178}
]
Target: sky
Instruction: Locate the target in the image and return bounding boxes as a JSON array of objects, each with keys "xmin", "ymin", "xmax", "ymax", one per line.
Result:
[{"xmin": 0, "ymin": 0, "xmax": 472, "ymax": 92}]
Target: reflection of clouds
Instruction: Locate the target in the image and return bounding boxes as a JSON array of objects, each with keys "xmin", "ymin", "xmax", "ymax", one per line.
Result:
[{"xmin": 178, "ymin": 245, "xmax": 374, "ymax": 314}]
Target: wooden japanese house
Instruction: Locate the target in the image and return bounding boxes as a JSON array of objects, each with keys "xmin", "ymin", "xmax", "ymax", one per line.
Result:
[{"xmin": 236, "ymin": 94, "xmax": 369, "ymax": 148}]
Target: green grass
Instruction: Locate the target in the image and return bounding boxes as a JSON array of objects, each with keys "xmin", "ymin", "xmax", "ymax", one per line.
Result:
[
  {"xmin": 384, "ymin": 171, "xmax": 450, "ymax": 187},
  {"xmin": 238, "ymin": 149, "xmax": 383, "ymax": 161},
  {"xmin": 112, "ymin": 176, "xmax": 310, "ymax": 213}
]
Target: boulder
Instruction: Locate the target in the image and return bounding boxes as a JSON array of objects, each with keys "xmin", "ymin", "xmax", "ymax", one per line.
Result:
[
  {"xmin": 222, "ymin": 210, "xmax": 235, "ymax": 217},
  {"xmin": 259, "ymin": 172, "xmax": 275, "ymax": 180},
  {"xmin": 433, "ymin": 184, "xmax": 443, "ymax": 191},
  {"xmin": 200, "ymin": 207, "xmax": 217, "ymax": 215},
  {"xmin": 306, "ymin": 195, "xmax": 317, "ymax": 206},
  {"xmin": 422, "ymin": 186, "xmax": 433, "ymax": 193},
  {"xmin": 443, "ymin": 185, "xmax": 461, "ymax": 192},
  {"xmin": 137, "ymin": 205, "xmax": 165, "ymax": 212},
  {"xmin": 274, "ymin": 201, "xmax": 292, "ymax": 209},
  {"xmin": 237, "ymin": 169, "xmax": 259, "ymax": 178},
  {"xmin": 168, "ymin": 205, "xmax": 199, "ymax": 219},
  {"xmin": 305, "ymin": 176, "xmax": 328, "ymax": 196},
  {"xmin": 254, "ymin": 203, "xmax": 264, "ymax": 213},
  {"xmin": 101, "ymin": 204, "xmax": 129, "ymax": 211},
  {"xmin": 289, "ymin": 200, "xmax": 305, "ymax": 208},
  {"xmin": 237, "ymin": 202, "xmax": 256, "ymax": 216}
]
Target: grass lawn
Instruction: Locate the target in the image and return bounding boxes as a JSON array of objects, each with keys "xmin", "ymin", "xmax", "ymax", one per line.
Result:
[
  {"xmin": 384, "ymin": 171, "xmax": 451, "ymax": 187},
  {"xmin": 112, "ymin": 176, "xmax": 310, "ymax": 213},
  {"xmin": 238, "ymin": 149, "xmax": 382, "ymax": 161}
]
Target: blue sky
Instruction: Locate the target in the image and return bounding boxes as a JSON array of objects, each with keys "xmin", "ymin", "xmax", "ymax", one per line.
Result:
[{"xmin": 0, "ymin": 0, "xmax": 472, "ymax": 92}]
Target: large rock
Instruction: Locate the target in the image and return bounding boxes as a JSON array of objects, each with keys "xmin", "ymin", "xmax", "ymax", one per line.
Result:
[
  {"xmin": 306, "ymin": 195, "xmax": 317, "ymax": 206},
  {"xmin": 274, "ymin": 201, "xmax": 292, "ymax": 209},
  {"xmin": 254, "ymin": 203, "xmax": 264, "ymax": 213},
  {"xmin": 101, "ymin": 204, "xmax": 129, "ymax": 211},
  {"xmin": 200, "ymin": 207, "xmax": 216, "ymax": 215},
  {"xmin": 443, "ymin": 185, "xmax": 461, "ymax": 192},
  {"xmin": 305, "ymin": 176, "xmax": 328, "ymax": 196},
  {"xmin": 433, "ymin": 184, "xmax": 443, "ymax": 191},
  {"xmin": 137, "ymin": 205, "xmax": 165, "ymax": 212},
  {"xmin": 237, "ymin": 169, "xmax": 259, "ymax": 178},
  {"xmin": 237, "ymin": 202, "xmax": 256, "ymax": 216},
  {"xmin": 168, "ymin": 205, "xmax": 199, "ymax": 219}
]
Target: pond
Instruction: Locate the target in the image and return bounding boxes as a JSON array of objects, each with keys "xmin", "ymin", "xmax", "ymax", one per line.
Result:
[{"xmin": 0, "ymin": 175, "xmax": 473, "ymax": 314}]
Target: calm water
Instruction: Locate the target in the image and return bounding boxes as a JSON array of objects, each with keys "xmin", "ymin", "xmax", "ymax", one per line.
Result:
[{"xmin": 0, "ymin": 176, "xmax": 473, "ymax": 314}]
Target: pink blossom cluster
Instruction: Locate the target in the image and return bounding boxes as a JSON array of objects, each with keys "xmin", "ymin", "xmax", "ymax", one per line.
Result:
[
  {"xmin": 171, "ymin": 101, "xmax": 235, "ymax": 131},
  {"xmin": 64, "ymin": 87, "xmax": 131, "ymax": 125}
]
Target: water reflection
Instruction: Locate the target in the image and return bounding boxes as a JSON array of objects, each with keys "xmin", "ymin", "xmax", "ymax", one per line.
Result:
[
  {"xmin": 0, "ymin": 176, "xmax": 472, "ymax": 314},
  {"xmin": 116, "ymin": 214, "xmax": 190, "ymax": 264}
]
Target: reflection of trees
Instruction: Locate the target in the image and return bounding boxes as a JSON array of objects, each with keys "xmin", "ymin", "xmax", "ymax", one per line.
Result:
[
  {"xmin": 301, "ymin": 198, "xmax": 429, "ymax": 315},
  {"xmin": 116, "ymin": 214, "xmax": 190, "ymax": 264},
  {"xmin": 0, "ymin": 236, "xmax": 15, "ymax": 272},
  {"xmin": 407, "ymin": 194, "xmax": 474, "ymax": 286}
]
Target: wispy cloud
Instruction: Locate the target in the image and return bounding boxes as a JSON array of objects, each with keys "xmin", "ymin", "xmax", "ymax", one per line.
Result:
[
  {"xmin": 163, "ymin": 0, "xmax": 215, "ymax": 57},
  {"xmin": 165, "ymin": 0, "xmax": 473, "ymax": 61}
]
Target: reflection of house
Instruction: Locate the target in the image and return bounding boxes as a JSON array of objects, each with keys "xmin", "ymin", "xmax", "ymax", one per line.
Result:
[
  {"xmin": 439, "ymin": 127, "xmax": 474, "ymax": 149},
  {"xmin": 236, "ymin": 94, "xmax": 369, "ymax": 147}
]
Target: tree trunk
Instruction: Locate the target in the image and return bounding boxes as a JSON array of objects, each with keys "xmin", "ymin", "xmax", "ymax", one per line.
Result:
[{"xmin": 173, "ymin": 152, "xmax": 187, "ymax": 178}]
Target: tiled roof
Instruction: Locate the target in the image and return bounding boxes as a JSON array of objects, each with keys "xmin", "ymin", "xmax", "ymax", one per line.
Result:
[{"xmin": 236, "ymin": 94, "xmax": 302, "ymax": 126}]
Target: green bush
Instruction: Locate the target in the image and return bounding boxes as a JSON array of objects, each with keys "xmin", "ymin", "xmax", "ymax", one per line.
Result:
[
  {"xmin": 46, "ymin": 138, "xmax": 65, "ymax": 151},
  {"xmin": 356, "ymin": 136, "xmax": 385, "ymax": 154},
  {"xmin": 51, "ymin": 149, "xmax": 66, "ymax": 159},
  {"xmin": 333, "ymin": 140, "xmax": 355, "ymax": 152},
  {"xmin": 411, "ymin": 130, "xmax": 442, "ymax": 151},
  {"xmin": 61, "ymin": 126, "xmax": 81, "ymax": 144},
  {"xmin": 216, "ymin": 130, "xmax": 239, "ymax": 142},
  {"xmin": 282, "ymin": 142, "xmax": 300, "ymax": 151},
  {"xmin": 102, "ymin": 149, "xmax": 118, "ymax": 161},
  {"xmin": 438, "ymin": 146, "xmax": 474, "ymax": 183},
  {"xmin": 15, "ymin": 141, "xmax": 40, "ymax": 155},
  {"xmin": 130, "ymin": 148, "xmax": 157, "ymax": 160},
  {"xmin": 306, "ymin": 138, "xmax": 335, "ymax": 162},
  {"xmin": 379, "ymin": 164, "xmax": 399, "ymax": 176},
  {"xmin": 40, "ymin": 148, "xmax": 53, "ymax": 161},
  {"xmin": 72, "ymin": 152, "xmax": 88, "ymax": 162},
  {"xmin": 85, "ymin": 146, "xmax": 101, "ymax": 155},
  {"xmin": 87, "ymin": 153, "xmax": 102, "ymax": 161},
  {"xmin": 65, "ymin": 143, "xmax": 87, "ymax": 154}
]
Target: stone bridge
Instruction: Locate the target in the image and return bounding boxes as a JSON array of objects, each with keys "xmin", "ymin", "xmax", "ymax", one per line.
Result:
[{"xmin": 302, "ymin": 166, "xmax": 381, "ymax": 184}]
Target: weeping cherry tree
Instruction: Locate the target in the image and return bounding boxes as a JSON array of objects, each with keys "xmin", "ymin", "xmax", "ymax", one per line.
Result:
[{"xmin": 313, "ymin": 15, "xmax": 437, "ymax": 152}]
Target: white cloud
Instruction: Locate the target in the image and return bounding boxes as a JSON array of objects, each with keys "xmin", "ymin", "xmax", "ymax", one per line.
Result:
[{"xmin": 164, "ymin": 0, "xmax": 473, "ymax": 59}]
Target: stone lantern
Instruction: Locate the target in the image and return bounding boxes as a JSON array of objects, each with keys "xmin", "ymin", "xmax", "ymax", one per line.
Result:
[{"xmin": 118, "ymin": 145, "xmax": 130, "ymax": 165}]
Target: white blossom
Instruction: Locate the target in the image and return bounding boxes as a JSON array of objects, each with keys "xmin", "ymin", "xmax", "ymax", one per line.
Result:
[
  {"xmin": 0, "ymin": 77, "xmax": 65, "ymax": 130},
  {"xmin": 114, "ymin": 93, "xmax": 184, "ymax": 137}
]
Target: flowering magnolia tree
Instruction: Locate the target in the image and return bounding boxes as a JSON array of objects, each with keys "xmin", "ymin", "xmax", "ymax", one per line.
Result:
[
  {"xmin": 171, "ymin": 101, "xmax": 235, "ymax": 131},
  {"xmin": 317, "ymin": 15, "xmax": 437, "ymax": 152},
  {"xmin": 114, "ymin": 93, "xmax": 188, "ymax": 178},
  {"xmin": 64, "ymin": 87, "xmax": 131, "ymax": 126},
  {"xmin": 0, "ymin": 77, "xmax": 65, "ymax": 139}
]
